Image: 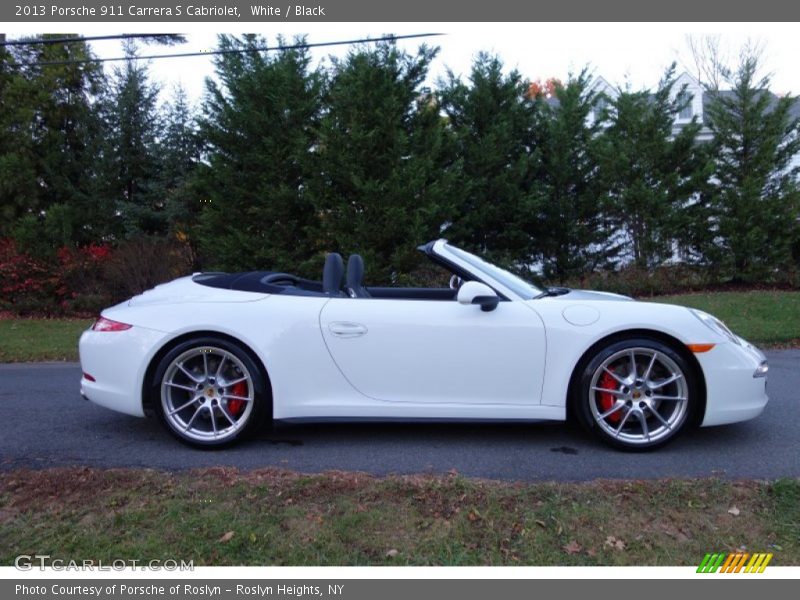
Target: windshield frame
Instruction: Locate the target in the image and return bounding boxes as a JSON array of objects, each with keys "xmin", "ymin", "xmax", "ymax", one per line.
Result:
[{"xmin": 427, "ymin": 240, "xmax": 541, "ymax": 300}]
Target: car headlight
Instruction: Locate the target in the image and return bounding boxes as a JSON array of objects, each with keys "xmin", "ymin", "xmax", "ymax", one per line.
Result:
[{"xmin": 689, "ymin": 309, "xmax": 741, "ymax": 345}]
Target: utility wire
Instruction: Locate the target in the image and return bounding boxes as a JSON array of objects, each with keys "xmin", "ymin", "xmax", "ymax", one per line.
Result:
[
  {"xmin": 0, "ymin": 33, "xmax": 182, "ymax": 47},
  {"xmin": 16, "ymin": 33, "xmax": 444, "ymax": 68}
]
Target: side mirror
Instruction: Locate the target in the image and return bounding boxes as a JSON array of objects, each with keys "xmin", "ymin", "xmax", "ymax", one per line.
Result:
[
  {"xmin": 457, "ymin": 281, "xmax": 500, "ymax": 312},
  {"xmin": 448, "ymin": 274, "xmax": 463, "ymax": 290}
]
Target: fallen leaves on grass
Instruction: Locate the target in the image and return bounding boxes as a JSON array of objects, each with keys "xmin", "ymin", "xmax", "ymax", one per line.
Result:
[
  {"xmin": 605, "ymin": 535, "xmax": 626, "ymax": 551},
  {"xmin": 218, "ymin": 531, "xmax": 235, "ymax": 543},
  {"xmin": 659, "ymin": 523, "xmax": 692, "ymax": 542},
  {"xmin": 563, "ymin": 540, "xmax": 582, "ymax": 555},
  {"xmin": 1, "ymin": 467, "xmax": 792, "ymax": 566},
  {"xmin": 0, "ymin": 508, "xmax": 19, "ymax": 524}
]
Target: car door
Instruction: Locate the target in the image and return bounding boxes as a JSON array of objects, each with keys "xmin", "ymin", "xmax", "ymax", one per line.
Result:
[{"xmin": 319, "ymin": 298, "xmax": 546, "ymax": 405}]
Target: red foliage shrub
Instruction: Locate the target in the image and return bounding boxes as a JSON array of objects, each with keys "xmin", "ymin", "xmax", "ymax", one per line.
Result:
[
  {"xmin": 1, "ymin": 237, "xmax": 193, "ymax": 316},
  {"xmin": 56, "ymin": 242, "xmax": 115, "ymax": 314},
  {"xmin": 0, "ymin": 239, "xmax": 62, "ymax": 314}
]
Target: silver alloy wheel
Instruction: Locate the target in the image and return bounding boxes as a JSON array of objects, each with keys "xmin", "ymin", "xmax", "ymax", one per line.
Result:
[
  {"xmin": 589, "ymin": 347, "xmax": 689, "ymax": 446},
  {"xmin": 160, "ymin": 346, "xmax": 254, "ymax": 443}
]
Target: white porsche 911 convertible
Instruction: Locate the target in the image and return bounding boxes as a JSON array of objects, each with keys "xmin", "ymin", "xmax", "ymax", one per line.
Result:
[{"xmin": 79, "ymin": 240, "xmax": 768, "ymax": 450}]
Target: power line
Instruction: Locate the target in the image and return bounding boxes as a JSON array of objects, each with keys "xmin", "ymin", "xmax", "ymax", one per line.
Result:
[
  {"xmin": 22, "ymin": 33, "xmax": 444, "ymax": 68},
  {"xmin": 0, "ymin": 33, "xmax": 182, "ymax": 48}
]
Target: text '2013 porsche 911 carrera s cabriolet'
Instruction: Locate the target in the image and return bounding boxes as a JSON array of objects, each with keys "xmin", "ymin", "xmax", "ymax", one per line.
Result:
[{"xmin": 79, "ymin": 240, "xmax": 768, "ymax": 450}]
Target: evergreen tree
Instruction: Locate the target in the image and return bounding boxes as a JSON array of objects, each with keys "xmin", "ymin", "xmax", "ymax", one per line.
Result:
[
  {"xmin": 158, "ymin": 85, "xmax": 200, "ymax": 233},
  {"xmin": 311, "ymin": 41, "xmax": 458, "ymax": 282},
  {"xmin": 1, "ymin": 35, "xmax": 104, "ymax": 249},
  {"xmin": 99, "ymin": 41, "xmax": 164, "ymax": 237},
  {"xmin": 602, "ymin": 65, "xmax": 707, "ymax": 269},
  {"xmin": 439, "ymin": 53, "xmax": 538, "ymax": 271},
  {"xmin": 0, "ymin": 40, "xmax": 38, "ymax": 233},
  {"xmin": 534, "ymin": 71, "xmax": 609, "ymax": 281},
  {"xmin": 195, "ymin": 35, "xmax": 323, "ymax": 274},
  {"xmin": 705, "ymin": 57, "xmax": 800, "ymax": 280}
]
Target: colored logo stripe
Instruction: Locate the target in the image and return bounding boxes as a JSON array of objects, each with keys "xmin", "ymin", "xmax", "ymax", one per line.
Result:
[
  {"xmin": 721, "ymin": 553, "xmax": 748, "ymax": 573},
  {"xmin": 746, "ymin": 553, "xmax": 773, "ymax": 573},
  {"xmin": 697, "ymin": 553, "xmax": 773, "ymax": 573},
  {"xmin": 697, "ymin": 553, "xmax": 725, "ymax": 573}
]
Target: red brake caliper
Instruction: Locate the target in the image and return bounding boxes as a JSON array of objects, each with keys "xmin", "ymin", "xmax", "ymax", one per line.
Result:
[
  {"xmin": 597, "ymin": 370, "xmax": 622, "ymax": 423},
  {"xmin": 227, "ymin": 382, "xmax": 247, "ymax": 417}
]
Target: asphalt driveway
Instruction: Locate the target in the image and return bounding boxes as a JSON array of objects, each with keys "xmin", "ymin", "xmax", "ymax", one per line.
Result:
[{"xmin": 1, "ymin": 350, "xmax": 797, "ymax": 481}]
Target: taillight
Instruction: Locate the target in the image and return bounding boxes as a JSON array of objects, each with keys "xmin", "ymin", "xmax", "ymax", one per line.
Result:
[{"xmin": 91, "ymin": 317, "xmax": 132, "ymax": 332}]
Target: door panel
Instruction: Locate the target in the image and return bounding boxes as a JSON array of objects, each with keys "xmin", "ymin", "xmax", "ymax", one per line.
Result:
[{"xmin": 319, "ymin": 298, "xmax": 546, "ymax": 405}]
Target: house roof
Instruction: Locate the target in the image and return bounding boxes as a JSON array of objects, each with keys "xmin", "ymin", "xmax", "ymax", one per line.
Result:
[
  {"xmin": 542, "ymin": 79, "xmax": 800, "ymax": 124},
  {"xmin": 701, "ymin": 90, "xmax": 800, "ymax": 125}
]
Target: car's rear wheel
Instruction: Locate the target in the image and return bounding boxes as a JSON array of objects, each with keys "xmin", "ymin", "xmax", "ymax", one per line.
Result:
[
  {"xmin": 153, "ymin": 337, "xmax": 268, "ymax": 448},
  {"xmin": 574, "ymin": 338, "xmax": 698, "ymax": 451}
]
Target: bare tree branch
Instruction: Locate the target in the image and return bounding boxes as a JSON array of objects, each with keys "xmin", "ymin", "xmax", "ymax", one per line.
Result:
[{"xmin": 684, "ymin": 34, "xmax": 729, "ymax": 91}]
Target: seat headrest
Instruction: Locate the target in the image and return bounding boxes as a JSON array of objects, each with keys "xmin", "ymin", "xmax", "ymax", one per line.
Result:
[
  {"xmin": 346, "ymin": 254, "xmax": 365, "ymax": 291},
  {"xmin": 322, "ymin": 253, "xmax": 344, "ymax": 295}
]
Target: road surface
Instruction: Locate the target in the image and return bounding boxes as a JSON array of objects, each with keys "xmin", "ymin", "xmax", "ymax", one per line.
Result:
[{"xmin": 1, "ymin": 350, "xmax": 797, "ymax": 480}]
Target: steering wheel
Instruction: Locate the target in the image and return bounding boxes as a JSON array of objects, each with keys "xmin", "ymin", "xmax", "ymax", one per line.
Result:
[
  {"xmin": 449, "ymin": 274, "xmax": 463, "ymax": 290},
  {"xmin": 261, "ymin": 272, "xmax": 300, "ymax": 286}
]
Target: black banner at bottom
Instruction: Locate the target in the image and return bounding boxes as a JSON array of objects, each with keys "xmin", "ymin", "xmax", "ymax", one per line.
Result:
[{"xmin": 3, "ymin": 579, "xmax": 796, "ymax": 600}]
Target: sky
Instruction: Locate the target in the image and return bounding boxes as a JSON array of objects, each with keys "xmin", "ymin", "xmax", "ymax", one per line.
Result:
[{"xmin": 11, "ymin": 22, "xmax": 800, "ymax": 106}]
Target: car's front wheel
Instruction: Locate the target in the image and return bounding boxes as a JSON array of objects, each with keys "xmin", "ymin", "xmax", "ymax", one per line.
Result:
[
  {"xmin": 152, "ymin": 337, "xmax": 269, "ymax": 448},
  {"xmin": 574, "ymin": 338, "xmax": 699, "ymax": 451}
]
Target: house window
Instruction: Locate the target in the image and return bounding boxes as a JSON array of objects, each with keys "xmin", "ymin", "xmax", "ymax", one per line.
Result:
[
  {"xmin": 677, "ymin": 91, "xmax": 693, "ymax": 120},
  {"xmin": 593, "ymin": 96, "xmax": 607, "ymax": 121}
]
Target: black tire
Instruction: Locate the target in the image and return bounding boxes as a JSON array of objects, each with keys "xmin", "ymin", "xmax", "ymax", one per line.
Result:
[
  {"xmin": 151, "ymin": 336, "xmax": 270, "ymax": 449},
  {"xmin": 572, "ymin": 337, "xmax": 700, "ymax": 451}
]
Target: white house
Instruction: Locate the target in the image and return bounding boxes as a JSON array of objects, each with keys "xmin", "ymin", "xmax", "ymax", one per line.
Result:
[{"xmin": 586, "ymin": 71, "xmax": 800, "ymax": 171}]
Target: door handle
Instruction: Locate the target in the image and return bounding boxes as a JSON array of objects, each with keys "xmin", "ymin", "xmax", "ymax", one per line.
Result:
[{"xmin": 329, "ymin": 321, "xmax": 368, "ymax": 338}]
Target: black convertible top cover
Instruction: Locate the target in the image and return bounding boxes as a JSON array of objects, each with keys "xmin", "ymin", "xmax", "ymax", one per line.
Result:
[{"xmin": 192, "ymin": 271, "xmax": 326, "ymax": 296}]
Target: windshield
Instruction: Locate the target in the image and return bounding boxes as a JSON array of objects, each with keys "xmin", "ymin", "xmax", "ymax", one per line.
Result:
[{"xmin": 445, "ymin": 244, "xmax": 541, "ymax": 299}]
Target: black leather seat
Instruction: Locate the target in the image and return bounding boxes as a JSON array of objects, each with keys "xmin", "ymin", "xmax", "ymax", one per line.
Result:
[
  {"xmin": 346, "ymin": 254, "xmax": 370, "ymax": 298},
  {"xmin": 322, "ymin": 253, "xmax": 344, "ymax": 296}
]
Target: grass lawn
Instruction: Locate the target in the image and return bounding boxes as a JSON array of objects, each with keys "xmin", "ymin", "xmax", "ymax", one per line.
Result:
[
  {"xmin": 0, "ymin": 318, "xmax": 92, "ymax": 362},
  {"xmin": 651, "ymin": 290, "xmax": 800, "ymax": 346},
  {"xmin": 0, "ymin": 468, "xmax": 797, "ymax": 566}
]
